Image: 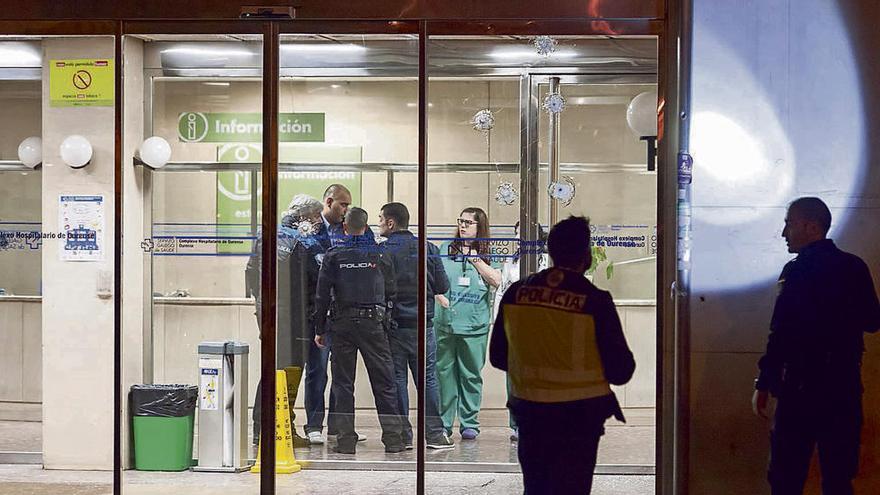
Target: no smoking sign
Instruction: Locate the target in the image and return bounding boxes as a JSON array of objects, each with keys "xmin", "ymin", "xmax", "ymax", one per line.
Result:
[
  {"xmin": 72, "ymin": 70, "xmax": 92, "ymax": 90},
  {"xmin": 49, "ymin": 58, "xmax": 114, "ymax": 107}
]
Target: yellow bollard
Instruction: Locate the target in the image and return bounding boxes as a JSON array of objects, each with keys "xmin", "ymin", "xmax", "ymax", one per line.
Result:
[{"xmin": 251, "ymin": 370, "xmax": 301, "ymax": 474}]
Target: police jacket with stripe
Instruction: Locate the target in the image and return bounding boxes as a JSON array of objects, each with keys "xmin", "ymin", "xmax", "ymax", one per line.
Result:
[
  {"xmin": 489, "ymin": 267, "xmax": 635, "ymax": 422},
  {"xmin": 313, "ymin": 233, "xmax": 397, "ymax": 334},
  {"xmin": 381, "ymin": 231, "xmax": 450, "ymax": 328}
]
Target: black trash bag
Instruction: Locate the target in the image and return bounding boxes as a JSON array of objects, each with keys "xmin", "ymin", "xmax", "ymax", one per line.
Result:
[{"xmin": 130, "ymin": 384, "xmax": 198, "ymax": 418}]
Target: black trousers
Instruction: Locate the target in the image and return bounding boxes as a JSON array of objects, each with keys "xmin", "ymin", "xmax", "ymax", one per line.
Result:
[
  {"xmin": 513, "ymin": 402, "xmax": 605, "ymax": 495},
  {"xmin": 328, "ymin": 317, "xmax": 404, "ymax": 450},
  {"xmin": 768, "ymin": 391, "xmax": 862, "ymax": 495}
]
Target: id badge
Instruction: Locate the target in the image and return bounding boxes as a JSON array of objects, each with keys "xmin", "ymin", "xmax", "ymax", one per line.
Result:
[{"xmin": 457, "ymin": 276, "xmax": 471, "ymax": 287}]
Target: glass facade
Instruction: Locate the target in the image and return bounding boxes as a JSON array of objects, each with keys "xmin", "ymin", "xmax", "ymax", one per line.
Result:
[{"xmin": 0, "ymin": 25, "xmax": 660, "ymax": 493}]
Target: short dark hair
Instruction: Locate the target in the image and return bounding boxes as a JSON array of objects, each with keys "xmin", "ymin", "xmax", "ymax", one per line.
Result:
[
  {"xmin": 789, "ymin": 197, "xmax": 832, "ymax": 234},
  {"xmin": 344, "ymin": 207, "xmax": 368, "ymax": 232},
  {"xmin": 547, "ymin": 216, "xmax": 591, "ymax": 268},
  {"xmin": 380, "ymin": 202, "xmax": 410, "ymax": 229}
]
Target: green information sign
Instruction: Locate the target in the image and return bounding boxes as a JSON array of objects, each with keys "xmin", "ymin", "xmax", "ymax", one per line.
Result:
[
  {"xmin": 215, "ymin": 144, "xmax": 362, "ymax": 253},
  {"xmin": 178, "ymin": 112, "xmax": 325, "ymax": 143},
  {"xmin": 49, "ymin": 59, "xmax": 115, "ymax": 107}
]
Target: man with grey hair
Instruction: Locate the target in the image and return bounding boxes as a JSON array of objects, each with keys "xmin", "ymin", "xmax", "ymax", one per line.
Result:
[
  {"xmin": 246, "ymin": 193, "xmax": 324, "ymax": 448},
  {"xmin": 753, "ymin": 196, "xmax": 880, "ymax": 494},
  {"xmin": 313, "ymin": 207, "xmax": 405, "ymax": 454}
]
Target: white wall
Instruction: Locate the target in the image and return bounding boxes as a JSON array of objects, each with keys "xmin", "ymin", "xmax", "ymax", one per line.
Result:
[
  {"xmin": 41, "ymin": 37, "xmax": 115, "ymax": 470},
  {"xmin": 688, "ymin": 1, "xmax": 880, "ymax": 493}
]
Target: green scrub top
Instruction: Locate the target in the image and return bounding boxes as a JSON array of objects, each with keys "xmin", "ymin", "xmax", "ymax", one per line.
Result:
[{"xmin": 435, "ymin": 241, "xmax": 499, "ymax": 336}]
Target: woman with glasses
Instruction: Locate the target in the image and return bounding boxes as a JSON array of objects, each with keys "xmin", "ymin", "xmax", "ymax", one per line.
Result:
[{"xmin": 434, "ymin": 207, "xmax": 501, "ymax": 440}]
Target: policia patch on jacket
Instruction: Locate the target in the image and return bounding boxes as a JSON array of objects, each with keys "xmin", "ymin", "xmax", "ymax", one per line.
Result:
[{"xmin": 515, "ymin": 285, "xmax": 587, "ymax": 312}]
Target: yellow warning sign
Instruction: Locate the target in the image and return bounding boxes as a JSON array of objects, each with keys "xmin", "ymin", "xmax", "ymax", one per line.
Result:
[
  {"xmin": 49, "ymin": 59, "xmax": 114, "ymax": 107},
  {"xmin": 251, "ymin": 370, "xmax": 301, "ymax": 474}
]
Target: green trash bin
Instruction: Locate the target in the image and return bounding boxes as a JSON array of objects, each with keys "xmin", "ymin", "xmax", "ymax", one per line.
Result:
[{"xmin": 130, "ymin": 384, "xmax": 198, "ymax": 471}]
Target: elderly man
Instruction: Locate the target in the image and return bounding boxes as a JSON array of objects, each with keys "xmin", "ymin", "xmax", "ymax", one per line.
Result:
[{"xmin": 246, "ymin": 194, "xmax": 324, "ymax": 448}]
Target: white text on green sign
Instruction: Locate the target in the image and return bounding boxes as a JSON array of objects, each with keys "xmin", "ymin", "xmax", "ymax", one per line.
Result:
[{"xmin": 178, "ymin": 112, "xmax": 325, "ymax": 143}]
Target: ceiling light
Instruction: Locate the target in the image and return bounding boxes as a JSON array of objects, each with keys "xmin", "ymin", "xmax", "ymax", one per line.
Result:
[
  {"xmin": 488, "ymin": 49, "xmax": 578, "ymax": 60},
  {"xmin": 281, "ymin": 44, "xmax": 367, "ymax": 53},
  {"xmin": 0, "ymin": 45, "xmax": 40, "ymax": 67}
]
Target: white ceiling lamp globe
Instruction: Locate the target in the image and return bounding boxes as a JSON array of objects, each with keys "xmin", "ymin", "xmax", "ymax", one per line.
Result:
[
  {"xmin": 60, "ymin": 135, "xmax": 93, "ymax": 169},
  {"xmin": 626, "ymin": 91, "xmax": 658, "ymax": 137},
  {"xmin": 139, "ymin": 136, "xmax": 172, "ymax": 169},
  {"xmin": 17, "ymin": 136, "xmax": 42, "ymax": 168}
]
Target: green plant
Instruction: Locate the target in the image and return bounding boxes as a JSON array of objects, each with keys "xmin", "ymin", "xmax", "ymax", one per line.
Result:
[{"xmin": 588, "ymin": 246, "xmax": 614, "ymax": 280}]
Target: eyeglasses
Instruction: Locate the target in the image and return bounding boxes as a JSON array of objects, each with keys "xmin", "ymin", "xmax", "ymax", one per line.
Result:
[{"xmin": 457, "ymin": 218, "xmax": 478, "ymax": 227}]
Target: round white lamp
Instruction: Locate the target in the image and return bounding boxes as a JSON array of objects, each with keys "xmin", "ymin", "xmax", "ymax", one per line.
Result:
[
  {"xmin": 60, "ymin": 135, "xmax": 93, "ymax": 169},
  {"xmin": 626, "ymin": 91, "xmax": 659, "ymax": 171},
  {"xmin": 17, "ymin": 136, "xmax": 42, "ymax": 168},
  {"xmin": 626, "ymin": 91, "xmax": 658, "ymax": 137},
  {"xmin": 138, "ymin": 136, "xmax": 172, "ymax": 169}
]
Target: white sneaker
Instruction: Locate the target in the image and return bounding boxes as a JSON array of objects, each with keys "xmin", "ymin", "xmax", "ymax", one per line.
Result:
[{"xmin": 307, "ymin": 431, "xmax": 325, "ymax": 445}]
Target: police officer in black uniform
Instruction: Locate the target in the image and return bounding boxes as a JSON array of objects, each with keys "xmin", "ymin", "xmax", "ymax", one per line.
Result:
[
  {"xmin": 313, "ymin": 207, "xmax": 405, "ymax": 454},
  {"xmin": 753, "ymin": 197, "xmax": 880, "ymax": 495}
]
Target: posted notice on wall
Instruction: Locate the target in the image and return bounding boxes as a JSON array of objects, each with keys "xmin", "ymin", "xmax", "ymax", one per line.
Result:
[
  {"xmin": 59, "ymin": 195, "xmax": 105, "ymax": 262},
  {"xmin": 49, "ymin": 59, "xmax": 115, "ymax": 107}
]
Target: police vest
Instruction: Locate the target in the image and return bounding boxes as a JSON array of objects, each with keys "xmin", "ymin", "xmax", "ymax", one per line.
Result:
[{"xmin": 503, "ymin": 279, "xmax": 611, "ymax": 403}]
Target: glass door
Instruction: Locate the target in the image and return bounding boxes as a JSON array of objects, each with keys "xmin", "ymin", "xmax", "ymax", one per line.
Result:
[
  {"xmin": 534, "ymin": 74, "xmax": 658, "ymax": 469},
  {"xmin": 426, "ymin": 35, "xmax": 659, "ymax": 472},
  {"xmin": 122, "ymin": 28, "xmax": 265, "ymax": 493}
]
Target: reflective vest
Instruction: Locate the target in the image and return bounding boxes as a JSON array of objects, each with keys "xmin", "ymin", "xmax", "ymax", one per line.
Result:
[{"xmin": 503, "ymin": 278, "xmax": 611, "ymax": 403}]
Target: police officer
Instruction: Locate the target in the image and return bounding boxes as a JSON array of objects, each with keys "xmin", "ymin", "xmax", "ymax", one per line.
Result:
[
  {"xmin": 305, "ymin": 183, "xmax": 373, "ymax": 445},
  {"xmin": 377, "ymin": 202, "xmax": 454, "ymax": 450},
  {"xmin": 313, "ymin": 207, "xmax": 405, "ymax": 454},
  {"xmin": 753, "ymin": 197, "xmax": 880, "ymax": 495},
  {"xmin": 490, "ymin": 215, "xmax": 635, "ymax": 494}
]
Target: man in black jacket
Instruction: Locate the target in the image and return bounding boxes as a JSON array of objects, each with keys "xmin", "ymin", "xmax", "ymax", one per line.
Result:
[
  {"xmin": 313, "ymin": 207, "xmax": 405, "ymax": 454},
  {"xmin": 753, "ymin": 197, "xmax": 880, "ymax": 495},
  {"xmin": 491, "ymin": 216, "xmax": 635, "ymax": 494},
  {"xmin": 378, "ymin": 202, "xmax": 454, "ymax": 450}
]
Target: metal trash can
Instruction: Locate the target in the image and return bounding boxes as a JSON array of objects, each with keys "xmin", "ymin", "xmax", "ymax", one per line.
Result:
[{"xmin": 193, "ymin": 341, "xmax": 251, "ymax": 472}]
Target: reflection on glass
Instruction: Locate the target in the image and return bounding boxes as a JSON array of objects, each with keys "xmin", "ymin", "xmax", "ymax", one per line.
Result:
[
  {"xmin": 271, "ymin": 34, "xmax": 418, "ymax": 477},
  {"xmin": 128, "ymin": 34, "xmax": 262, "ymax": 490},
  {"xmin": 428, "ymin": 35, "xmax": 658, "ymax": 469},
  {"xmin": 0, "ymin": 48, "xmax": 42, "ymax": 458}
]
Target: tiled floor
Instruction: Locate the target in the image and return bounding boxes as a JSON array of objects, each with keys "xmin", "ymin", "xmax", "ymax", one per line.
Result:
[
  {"xmin": 288, "ymin": 408, "xmax": 655, "ymax": 466},
  {"xmin": 0, "ymin": 408, "xmax": 655, "ymax": 494},
  {"xmin": 0, "ymin": 465, "xmax": 656, "ymax": 494},
  {"xmin": 0, "ymin": 408, "xmax": 655, "ymax": 466}
]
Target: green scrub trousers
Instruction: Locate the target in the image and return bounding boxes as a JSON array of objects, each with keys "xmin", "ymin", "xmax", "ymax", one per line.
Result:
[
  {"xmin": 436, "ymin": 329, "xmax": 489, "ymax": 432},
  {"xmin": 435, "ymin": 241, "xmax": 497, "ymax": 433}
]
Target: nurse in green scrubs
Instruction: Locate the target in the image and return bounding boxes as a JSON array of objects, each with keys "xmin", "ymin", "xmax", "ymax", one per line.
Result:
[{"xmin": 434, "ymin": 207, "xmax": 501, "ymax": 440}]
